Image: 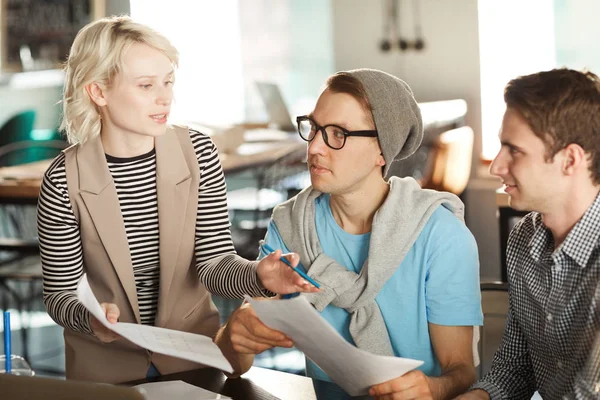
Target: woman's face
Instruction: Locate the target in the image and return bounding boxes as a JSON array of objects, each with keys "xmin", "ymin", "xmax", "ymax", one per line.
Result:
[{"xmin": 96, "ymin": 42, "xmax": 175, "ymax": 140}]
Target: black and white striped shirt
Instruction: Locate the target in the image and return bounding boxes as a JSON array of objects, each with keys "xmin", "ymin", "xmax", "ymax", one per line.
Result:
[
  {"xmin": 106, "ymin": 150, "xmax": 160, "ymax": 325},
  {"xmin": 472, "ymin": 193, "xmax": 600, "ymax": 399},
  {"xmin": 38, "ymin": 129, "xmax": 264, "ymax": 334}
]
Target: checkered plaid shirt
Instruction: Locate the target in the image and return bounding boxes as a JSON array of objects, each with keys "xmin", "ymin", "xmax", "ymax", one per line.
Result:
[{"xmin": 472, "ymin": 193, "xmax": 600, "ymax": 400}]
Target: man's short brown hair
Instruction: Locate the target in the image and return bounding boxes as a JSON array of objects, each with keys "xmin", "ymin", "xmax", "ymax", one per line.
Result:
[
  {"xmin": 504, "ymin": 68, "xmax": 600, "ymax": 184},
  {"xmin": 325, "ymin": 72, "xmax": 375, "ymax": 128}
]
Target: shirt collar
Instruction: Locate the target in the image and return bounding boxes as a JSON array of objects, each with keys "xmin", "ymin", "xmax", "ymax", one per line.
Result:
[
  {"xmin": 559, "ymin": 192, "xmax": 600, "ymax": 268},
  {"xmin": 529, "ymin": 192, "xmax": 600, "ymax": 268},
  {"xmin": 528, "ymin": 213, "xmax": 554, "ymax": 264}
]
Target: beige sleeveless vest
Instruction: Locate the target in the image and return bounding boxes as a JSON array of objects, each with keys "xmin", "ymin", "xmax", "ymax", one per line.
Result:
[{"xmin": 62, "ymin": 125, "xmax": 220, "ymax": 383}]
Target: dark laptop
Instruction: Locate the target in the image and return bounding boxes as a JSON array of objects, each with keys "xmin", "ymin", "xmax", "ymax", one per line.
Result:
[{"xmin": 0, "ymin": 373, "xmax": 145, "ymax": 400}]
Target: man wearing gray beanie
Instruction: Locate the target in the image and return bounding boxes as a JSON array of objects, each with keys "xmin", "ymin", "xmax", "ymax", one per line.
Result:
[{"xmin": 229, "ymin": 69, "xmax": 482, "ymax": 399}]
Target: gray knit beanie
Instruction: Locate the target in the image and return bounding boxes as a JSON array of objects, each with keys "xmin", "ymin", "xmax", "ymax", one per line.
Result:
[{"xmin": 345, "ymin": 68, "xmax": 423, "ymax": 179}]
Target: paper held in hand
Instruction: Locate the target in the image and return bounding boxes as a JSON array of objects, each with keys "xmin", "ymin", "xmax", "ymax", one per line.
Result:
[
  {"xmin": 246, "ymin": 295, "xmax": 424, "ymax": 396},
  {"xmin": 76, "ymin": 274, "xmax": 233, "ymax": 374}
]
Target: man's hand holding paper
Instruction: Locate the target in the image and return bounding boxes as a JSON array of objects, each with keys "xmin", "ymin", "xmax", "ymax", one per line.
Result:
[
  {"xmin": 226, "ymin": 301, "xmax": 293, "ymax": 355},
  {"xmin": 245, "ymin": 295, "xmax": 423, "ymax": 396}
]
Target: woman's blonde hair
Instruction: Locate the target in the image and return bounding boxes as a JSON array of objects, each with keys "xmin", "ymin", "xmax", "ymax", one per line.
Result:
[{"xmin": 60, "ymin": 16, "xmax": 179, "ymax": 144}]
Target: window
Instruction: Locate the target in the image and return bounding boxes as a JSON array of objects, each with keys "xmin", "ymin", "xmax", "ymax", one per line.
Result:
[
  {"xmin": 130, "ymin": 0, "xmax": 334, "ymax": 127},
  {"xmin": 130, "ymin": 0, "xmax": 246, "ymax": 126},
  {"xmin": 554, "ymin": 0, "xmax": 600, "ymax": 72},
  {"xmin": 478, "ymin": 0, "xmax": 556, "ymax": 161}
]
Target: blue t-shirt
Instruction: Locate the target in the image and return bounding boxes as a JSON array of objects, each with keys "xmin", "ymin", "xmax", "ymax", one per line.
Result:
[{"xmin": 261, "ymin": 193, "xmax": 482, "ymax": 382}]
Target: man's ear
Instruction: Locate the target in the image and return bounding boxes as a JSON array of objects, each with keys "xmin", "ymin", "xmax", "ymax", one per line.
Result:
[
  {"xmin": 85, "ymin": 82, "xmax": 108, "ymax": 107},
  {"xmin": 562, "ymin": 143, "xmax": 586, "ymax": 176},
  {"xmin": 377, "ymin": 152, "xmax": 386, "ymax": 167}
]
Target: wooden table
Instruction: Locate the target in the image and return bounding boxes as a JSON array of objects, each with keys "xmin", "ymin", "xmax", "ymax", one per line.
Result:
[
  {"xmin": 0, "ymin": 137, "xmax": 306, "ymax": 203},
  {"xmin": 125, "ymin": 366, "xmax": 317, "ymax": 400},
  {"xmin": 0, "ymin": 160, "xmax": 49, "ymax": 203},
  {"xmin": 220, "ymin": 140, "xmax": 304, "ymax": 175}
]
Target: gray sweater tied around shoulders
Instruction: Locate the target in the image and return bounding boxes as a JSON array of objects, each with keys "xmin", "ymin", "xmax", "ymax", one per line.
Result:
[{"xmin": 271, "ymin": 176, "xmax": 478, "ymax": 364}]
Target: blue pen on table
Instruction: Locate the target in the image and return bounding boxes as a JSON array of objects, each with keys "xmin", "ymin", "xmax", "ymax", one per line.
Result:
[
  {"xmin": 4, "ymin": 311, "xmax": 10, "ymax": 373},
  {"xmin": 260, "ymin": 242, "xmax": 320, "ymax": 289}
]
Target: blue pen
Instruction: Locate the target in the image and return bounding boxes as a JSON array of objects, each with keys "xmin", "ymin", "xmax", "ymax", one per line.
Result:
[
  {"xmin": 4, "ymin": 311, "xmax": 10, "ymax": 374},
  {"xmin": 260, "ymin": 242, "xmax": 320, "ymax": 289}
]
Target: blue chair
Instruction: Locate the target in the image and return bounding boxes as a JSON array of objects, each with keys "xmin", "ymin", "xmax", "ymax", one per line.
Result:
[
  {"xmin": 0, "ymin": 139, "xmax": 66, "ymax": 167},
  {"xmin": 0, "ymin": 110, "xmax": 63, "ymax": 155},
  {"xmin": 0, "ymin": 111, "xmax": 36, "ymax": 146}
]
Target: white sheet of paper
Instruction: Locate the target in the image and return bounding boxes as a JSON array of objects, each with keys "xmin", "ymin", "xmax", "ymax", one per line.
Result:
[
  {"xmin": 246, "ymin": 295, "xmax": 424, "ymax": 396},
  {"xmin": 134, "ymin": 380, "xmax": 231, "ymax": 400},
  {"xmin": 76, "ymin": 274, "xmax": 233, "ymax": 373}
]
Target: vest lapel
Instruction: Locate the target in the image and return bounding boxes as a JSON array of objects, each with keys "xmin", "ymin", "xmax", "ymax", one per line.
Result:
[
  {"xmin": 154, "ymin": 127, "xmax": 192, "ymax": 327},
  {"xmin": 76, "ymin": 134, "xmax": 141, "ymax": 323}
]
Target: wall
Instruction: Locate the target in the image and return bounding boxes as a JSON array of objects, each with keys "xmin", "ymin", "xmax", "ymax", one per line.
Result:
[
  {"xmin": 0, "ymin": 70, "xmax": 63, "ymax": 130},
  {"xmin": 105, "ymin": 0, "xmax": 130, "ymax": 16},
  {"xmin": 332, "ymin": 0, "xmax": 482, "ymax": 158},
  {"xmin": 238, "ymin": 0, "xmax": 335, "ymax": 122},
  {"xmin": 331, "ymin": 0, "xmax": 501, "ymax": 280},
  {"xmin": 0, "ymin": 0, "xmax": 130, "ymax": 131}
]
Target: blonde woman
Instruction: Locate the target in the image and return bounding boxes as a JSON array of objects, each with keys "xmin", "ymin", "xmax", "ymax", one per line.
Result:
[{"xmin": 37, "ymin": 16, "xmax": 314, "ymax": 383}]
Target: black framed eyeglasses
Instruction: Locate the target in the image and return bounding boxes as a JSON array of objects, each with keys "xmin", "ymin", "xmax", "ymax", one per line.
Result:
[{"xmin": 296, "ymin": 116, "xmax": 378, "ymax": 150}]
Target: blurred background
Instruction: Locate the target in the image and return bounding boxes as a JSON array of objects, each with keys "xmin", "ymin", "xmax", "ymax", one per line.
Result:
[{"xmin": 0, "ymin": 0, "xmax": 598, "ymax": 383}]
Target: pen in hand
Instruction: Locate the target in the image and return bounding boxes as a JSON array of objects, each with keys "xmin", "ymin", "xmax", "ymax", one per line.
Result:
[{"xmin": 260, "ymin": 242, "xmax": 320, "ymax": 289}]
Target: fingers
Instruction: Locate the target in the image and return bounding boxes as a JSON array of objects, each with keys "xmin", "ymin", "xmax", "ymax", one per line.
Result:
[
  {"xmin": 92, "ymin": 303, "xmax": 122, "ymax": 343},
  {"xmin": 102, "ymin": 303, "xmax": 120, "ymax": 324},
  {"xmin": 228, "ymin": 304, "xmax": 293, "ymax": 354},
  {"xmin": 291, "ymin": 275, "xmax": 319, "ymax": 293},
  {"xmin": 282, "ymin": 267, "xmax": 319, "ymax": 293},
  {"xmin": 257, "ymin": 250, "xmax": 321, "ymax": 294},
  {"xmin": 277, "ymin": 252, "xmax": 318, "ymax": 291},
  {"xmin": 264, "ymin": 250, "xmax": 301, "ymax": 272},
  {"xmin": 90, "ymin": 317, "xmax": 121, "ymax": 343},
  {"xmin": 372, "ymin": 387, "xmax": 426, "ymax": 400},
  {"xmin": 234, "ymin": 305, "xmax": 290, "ymax": 343},
  {"xmin": 369, "ymin": 371, "xmax": 433, "ymax": 399},
  {"xmin": 231, "ymin": 330, "xmax": 292, "ymax": 354},
  {"xmin": 281, "ymin": 253, "xmax": 320, "ymax": 292},
  {"xmin": 280, "ymin": 252, "xmax": 299, "ymax": 268},
  {"xmin": 265, "ymin": 249, "xmax": 283, "ymax": 264}
]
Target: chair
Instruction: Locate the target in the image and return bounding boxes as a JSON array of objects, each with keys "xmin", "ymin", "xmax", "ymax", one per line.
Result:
[
  {"xmin": 0, "ymin": 140, "xmax": 67, "ymax": 366},
  {"xmin": 0, "ymin": 110, "xmax": 36, "ymax": 146},
  {"xmin": 0, "ymin": 140, "xmax": 67, "ymax": 254},
  {"xmin": 0, "ymin": 139, "xmax": 66, "ymax": 167},
  {"xmin": 0, "ymin": 139, "xmax": 67, "ymax": 253},
  {"xmin": 421, "ymin": 126, "xmax": 474, "ymax": 196},
  {"xmin": 227, "ymin": 146, "xmax": 309, "ymax": 260},
  {"xmin": 0, "ymin": 110, "xmax": 63, "ymax": 148}
]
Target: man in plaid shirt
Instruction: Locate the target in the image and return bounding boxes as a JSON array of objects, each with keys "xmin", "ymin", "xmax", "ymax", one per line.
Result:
[{"xmin": 458, "ymin": 69, "xmax": 600, "ymax": 400}]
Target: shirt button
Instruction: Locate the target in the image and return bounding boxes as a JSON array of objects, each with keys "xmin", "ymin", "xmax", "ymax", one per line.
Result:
[
  {"xmin": 557, "ymin": 360, "xmax": 563, "ymax": 369},
  {"xmin": 547, "ymin": 314, "xmax": 553, "ymax": 322},
  {"xmin": 594, "ymin": 382, "xmax": 600, "ymax": 393},
  {"xmin": 555, "ymin": 265, "xmax": 562, "ymax": 272}
]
